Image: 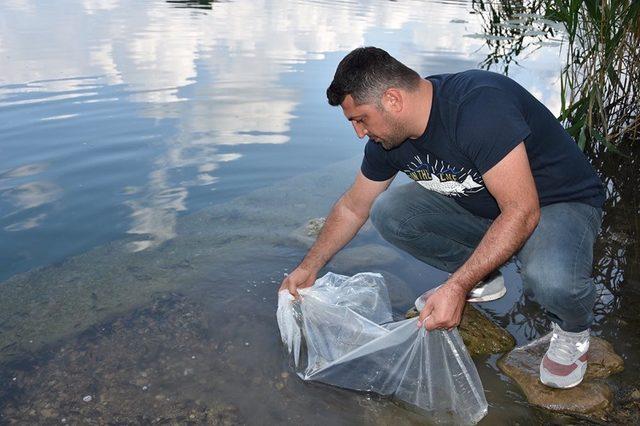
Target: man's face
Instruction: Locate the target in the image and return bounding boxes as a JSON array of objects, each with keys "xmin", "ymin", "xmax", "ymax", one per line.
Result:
[{"xmin": 340, "ymin": 94, "xmax": 408, "ymax": 150}]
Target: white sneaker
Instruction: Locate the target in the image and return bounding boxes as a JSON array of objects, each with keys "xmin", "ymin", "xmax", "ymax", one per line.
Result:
[
  {"xmin": 540, "ymin": 322, "xmax": 590, "ymax": 389},
  {"xmin": 467, "ymin": 270, "xmax": 506, "ymax": 302},
  {"xmin": 414, "ymin": 271, "xmax": 506, "ymax": 311}
]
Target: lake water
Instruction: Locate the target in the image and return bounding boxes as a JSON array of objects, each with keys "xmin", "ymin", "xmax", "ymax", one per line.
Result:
[{"xmin": 1, "ymin": 0, "xmax": 637, "ymax": 424}]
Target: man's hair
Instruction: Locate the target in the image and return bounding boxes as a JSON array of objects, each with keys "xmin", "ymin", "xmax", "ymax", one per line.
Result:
[{"xmin": 326, "ymin": 47, "xmax": 421, "ymax": 107}]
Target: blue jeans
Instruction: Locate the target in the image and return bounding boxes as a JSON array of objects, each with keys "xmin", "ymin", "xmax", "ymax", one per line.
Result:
[{"xmin": 370, "ymin": 183, "xmax": 602, "ymax": 332}]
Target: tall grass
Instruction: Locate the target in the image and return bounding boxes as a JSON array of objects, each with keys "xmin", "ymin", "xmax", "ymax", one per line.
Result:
[
  {"xmin": 549, "ymin": 0, "xmax": 639, "ymax": 154},
  {"xmin": 471, "ymin": 0, "xmax": 639, "ymax": 153}
]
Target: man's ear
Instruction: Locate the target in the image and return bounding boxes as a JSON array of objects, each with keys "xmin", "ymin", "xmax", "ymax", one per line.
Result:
[{"xmin": 382, "ymin": 88, "xmax": 403, "ymax": 113}]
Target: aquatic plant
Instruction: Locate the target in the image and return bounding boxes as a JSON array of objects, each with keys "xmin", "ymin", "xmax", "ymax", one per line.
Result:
[
  {"xmin": 471, "ymin": 0, "xmax": 638, "ymax": 152},
  {"xmin": 549, "ymin": 0, "xmax": 639, "ymax": 151}
]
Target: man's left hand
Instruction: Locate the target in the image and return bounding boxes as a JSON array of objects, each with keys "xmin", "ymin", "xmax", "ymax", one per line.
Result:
[{"xmin": 417, "ymin": 282, "xmax": 467, "ymax": 331}]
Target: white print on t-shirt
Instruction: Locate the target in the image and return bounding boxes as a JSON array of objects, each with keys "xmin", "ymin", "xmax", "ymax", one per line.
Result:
[{"xmin": 402, "ymin": 154, "xmax": 484, "ymax": 197}]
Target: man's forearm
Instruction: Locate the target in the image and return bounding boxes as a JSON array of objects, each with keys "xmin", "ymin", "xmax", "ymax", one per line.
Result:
[
  {"xmin": 299, "ymin": 196, "xmax": 368, "ymax": 272},
  {"xmin": 447, "ymin": 209, "xmax": 539, "ymax": 293}
]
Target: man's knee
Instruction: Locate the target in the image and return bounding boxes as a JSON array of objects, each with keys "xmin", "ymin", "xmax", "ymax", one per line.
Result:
[
  {"xmin": 370, "ymin": 183, "xmax": 431, "ymax": 239},
  {"xmin": 521, "ymin": 260, "xmax": 594, "ymax": 306}
]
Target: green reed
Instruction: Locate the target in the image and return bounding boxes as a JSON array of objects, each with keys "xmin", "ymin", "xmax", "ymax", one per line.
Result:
[{"xmin": 548, "ymin": 0, "xmax": 639, "ymax": 155}]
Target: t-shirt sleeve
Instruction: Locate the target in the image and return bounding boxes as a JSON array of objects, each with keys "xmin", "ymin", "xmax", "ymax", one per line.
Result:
[
  {"xmin": 360, "ymin": 139, "xmax": 397, "ymax": 181},
  {"xmin": 455, "ymin": 87, "xmax": 531, "ymax": 175}
]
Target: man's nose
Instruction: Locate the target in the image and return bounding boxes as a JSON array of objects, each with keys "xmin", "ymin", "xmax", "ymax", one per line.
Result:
[{"xmin": 351, "ymin": 121, "xmax": 368, "ymax": 139}]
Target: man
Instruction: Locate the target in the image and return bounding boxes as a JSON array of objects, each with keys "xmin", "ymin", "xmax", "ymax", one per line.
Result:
[{"xmin": 279, "ymin": 47, "xmax": 604, "ymax": 389}]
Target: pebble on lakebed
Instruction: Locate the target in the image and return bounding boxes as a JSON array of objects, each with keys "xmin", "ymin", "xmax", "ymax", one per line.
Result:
[{"xmin": 290, "ymin": 217, "xmax": 376, "ymax": 248}]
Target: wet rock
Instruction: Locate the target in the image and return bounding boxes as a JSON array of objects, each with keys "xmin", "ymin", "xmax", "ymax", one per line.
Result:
[
  {"xmin": 328, "ymin": 244, "xmax": 402, "ymax": 273},
  {"xmin": 497, "ymin": 334, "xmax": 624, "ymax": 419},
  {"xmin": 582, "ymin": 337, "xmax": 625, "ymax": 379},
  {"xmin": 290, "ymin": 218, "xmax": 326, "ymax": 246},
  {"xmin": 457, "ymin": 303, "xmax": 516, "ymax": 356},
  {"xmin": 405, "ymin": 303, "xmax": 515, "ymax": 357},
  {"xmin": 290, "ymin": 217, "xmax": 376, "ymax": 248}
]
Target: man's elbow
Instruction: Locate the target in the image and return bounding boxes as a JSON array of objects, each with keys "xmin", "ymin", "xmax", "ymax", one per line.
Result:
[
  {"xmin": 523, "ymin": 205, "xmax": 540, "ymax": 235},
  {"xmin": 501, "ymin": 202, "xmax": 540, "ymax": 236}
]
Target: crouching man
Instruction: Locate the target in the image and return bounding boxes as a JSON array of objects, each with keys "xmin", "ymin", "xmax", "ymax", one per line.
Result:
[{"xmin": 279, "ymin": 47, "xmax": 604, "ymax": 389}]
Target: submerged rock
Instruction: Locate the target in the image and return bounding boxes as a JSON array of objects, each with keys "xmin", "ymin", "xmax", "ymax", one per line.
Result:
[
  {"xmin": 289, "ymin": 217, "xmax": 326, "ymax": 247},
  {"xmin": 405, "ymin": 304, "xmax": 515, "ymax": 357},
  {"xmin": 328, "ymin": 244, "xmax": 403, "ymax": 272},
  {"xmin": 290, "ymin": 217, "xmax": 376, "ymax": 248},
  {"xmin": 497, "ymin": 334, "xmax": 624, "ymax": 419}
]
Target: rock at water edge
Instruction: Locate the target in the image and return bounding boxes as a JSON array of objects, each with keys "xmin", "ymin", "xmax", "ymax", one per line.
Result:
[
  {"xmin": 498, "ymin": 333, "xmax": 624, "ymax": 419},
  {"xmin": 405, "ymin": 303, "xmax": 515, "ymax": 357}
]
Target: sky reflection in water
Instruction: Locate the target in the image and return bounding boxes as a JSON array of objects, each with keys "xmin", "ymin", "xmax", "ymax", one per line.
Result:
[{"xmin": 0, "ymin": 0, "xmax": 565, "ymax": 280}]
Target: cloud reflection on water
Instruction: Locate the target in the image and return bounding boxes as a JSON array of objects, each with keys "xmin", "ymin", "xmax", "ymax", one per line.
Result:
[{"xmin": 0, "ymin": 0, "xmax": 566, "ymax": 253}]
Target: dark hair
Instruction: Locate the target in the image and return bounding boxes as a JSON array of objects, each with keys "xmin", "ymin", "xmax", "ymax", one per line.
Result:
[{"xmin": 326, "ymin": 47, "xmax": 421, "ymax": 107}]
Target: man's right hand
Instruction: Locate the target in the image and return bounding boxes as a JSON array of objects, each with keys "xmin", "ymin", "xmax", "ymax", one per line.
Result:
[
  {"xmin": 279, "ymin": 266, "xmax": 317, "ymax": 298},
  {"xmin": 277, "ymin": 171, "xmax": 394, "ymax": 298}
]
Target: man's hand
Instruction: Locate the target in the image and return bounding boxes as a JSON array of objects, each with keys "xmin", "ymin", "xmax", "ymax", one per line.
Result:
[
  {"xmin": 279, "ymin": 266, "xmax": 317, "ymax": 298},
  {"xmin": 276, "ymin": 171, "xmax": 393, "ymax": 298},
  {"xmin": 417, "ymin": 283, "xmax": 467, "ymax": 330}
]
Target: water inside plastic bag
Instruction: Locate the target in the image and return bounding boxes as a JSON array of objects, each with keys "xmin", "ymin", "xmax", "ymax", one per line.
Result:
[{"xmin": 277, "ymin": 272, "xmax": 488, "ymax": 424}]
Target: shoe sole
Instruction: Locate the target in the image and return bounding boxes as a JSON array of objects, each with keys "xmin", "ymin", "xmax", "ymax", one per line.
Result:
[
  {"xmin": 539, "ymin": 375, "xmax": 584, "ymax": 389},
  {"xmin": 466, "ymin": 287, "xmax": 507, "ymax": 303}
]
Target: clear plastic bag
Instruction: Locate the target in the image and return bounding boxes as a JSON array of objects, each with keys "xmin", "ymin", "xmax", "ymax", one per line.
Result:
[{"xmin": 277, "ymin": 272, "xmax": 488, "ymax": 425}]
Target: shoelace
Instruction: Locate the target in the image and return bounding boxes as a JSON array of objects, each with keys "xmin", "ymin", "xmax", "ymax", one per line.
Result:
[{"xmin": 548, "ymin": 323, "xmax": 589, "ymax": 365}]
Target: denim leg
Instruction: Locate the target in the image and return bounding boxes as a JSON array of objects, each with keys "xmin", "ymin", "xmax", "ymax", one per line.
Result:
[
  {"xmin": 370, "ymin": 183, "xmax": 492, "ymax": 273},
  {"xmin": 516, "ymin": 202, "xmax": 602, "ymax": 332}
]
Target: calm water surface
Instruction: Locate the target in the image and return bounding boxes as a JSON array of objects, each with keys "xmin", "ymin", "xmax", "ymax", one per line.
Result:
[
  {"xmin": 1, "ymin": 0, "xmax": 636, "ymax": 424},
  {"xmin": 0, "ymin": 0, "xmax": 564, "ymax": 280}
]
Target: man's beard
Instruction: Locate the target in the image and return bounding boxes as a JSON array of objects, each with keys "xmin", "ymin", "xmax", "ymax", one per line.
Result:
[{"xmin": 377, "ymin": 114, "xmax": 409, "ymax": 150}]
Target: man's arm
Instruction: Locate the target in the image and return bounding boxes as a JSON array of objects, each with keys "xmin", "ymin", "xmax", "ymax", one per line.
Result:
[
  {"xmin": 279, "ymin": 170, "xmax": 395, "ymax": 297},
  {"xmin": 419, "ymin": 142, "xmax": 540, "ymax": 330}
]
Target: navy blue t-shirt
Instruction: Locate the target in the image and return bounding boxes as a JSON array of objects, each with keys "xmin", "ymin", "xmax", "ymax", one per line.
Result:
[{"xmin": 361, "ymin": 70, "xmax": 605, "ymax": 219}]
